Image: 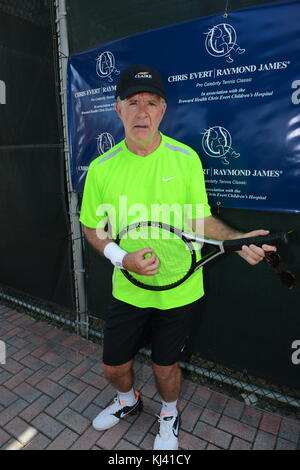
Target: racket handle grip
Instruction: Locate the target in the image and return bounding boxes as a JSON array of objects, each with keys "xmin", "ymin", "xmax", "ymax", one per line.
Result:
[{"xmin": 223, "ymin": 231, "xmax": 288, "ymax": 253}]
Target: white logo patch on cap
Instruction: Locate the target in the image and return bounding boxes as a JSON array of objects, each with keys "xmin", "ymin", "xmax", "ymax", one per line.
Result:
[{"xmin": 134, "ymin": 72, "xmax": 152, "ymax": 79}]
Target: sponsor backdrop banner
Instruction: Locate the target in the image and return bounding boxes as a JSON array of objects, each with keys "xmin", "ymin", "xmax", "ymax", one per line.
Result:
[{"xmin": 67, "ymin": 0, "xmax": 300, "ymax": 213}]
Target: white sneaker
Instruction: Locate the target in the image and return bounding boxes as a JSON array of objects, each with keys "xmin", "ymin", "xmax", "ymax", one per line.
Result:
[
  {"xmin": 92, "ymin": 391, "xmax": 143, "ymax": 431},
  {"xmin": 153, "ymin": 413, "xmax": 180, "ymax": 450}
]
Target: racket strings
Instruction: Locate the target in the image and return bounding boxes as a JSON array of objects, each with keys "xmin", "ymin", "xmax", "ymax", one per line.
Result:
[{"xmin": 118, "ymin": 225, "xmax": 193, "ymax": 287}]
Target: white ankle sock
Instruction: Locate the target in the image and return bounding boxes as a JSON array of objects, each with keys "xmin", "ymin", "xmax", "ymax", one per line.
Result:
[
  {"xmin": 117, "ymin": 388, "xmax": 136, "ymax": 406},
  {"xmin": 160, "ymin": 399, "xmax": 178, "ymax": 416}
]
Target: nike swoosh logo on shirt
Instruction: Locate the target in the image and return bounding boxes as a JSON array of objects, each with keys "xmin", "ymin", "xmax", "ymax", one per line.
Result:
[{"xmin": 162, "ymin": 176, "xmax": 176, "ymax": 181}]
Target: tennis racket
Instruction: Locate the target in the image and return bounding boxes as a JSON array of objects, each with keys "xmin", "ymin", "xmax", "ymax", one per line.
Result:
[{"xmin": 115, "ymin": 221, "xmax": 288, "ymax": 291}]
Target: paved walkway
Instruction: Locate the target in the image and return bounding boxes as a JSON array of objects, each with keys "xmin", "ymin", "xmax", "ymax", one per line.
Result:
[{"xmin": 0, "ymin": 305, "xmax": 299, "ymax": 451}]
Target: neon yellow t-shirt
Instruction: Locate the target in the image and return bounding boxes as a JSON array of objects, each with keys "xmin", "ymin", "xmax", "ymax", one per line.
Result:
[{"xmin": 79, "ymin": 133, "xmax": 211, "ymax": 309}]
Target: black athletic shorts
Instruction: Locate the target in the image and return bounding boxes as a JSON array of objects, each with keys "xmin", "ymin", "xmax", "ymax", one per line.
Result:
[{"xmin": 102, "ymin": 297, "xmax": 200, "ymax": 366}]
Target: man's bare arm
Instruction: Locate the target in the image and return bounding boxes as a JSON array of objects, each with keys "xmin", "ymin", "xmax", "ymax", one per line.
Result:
[
  {"xmin": 191, "ymin": 215, "xmax": 277, "ymax": 266},
  {"xmin": 82, "ymin": 225, "xmax": 159, "ymax": 275},
  {"xmin": 83, "ymin": 226, "xmax": 113, "ymax": 255},
  {"xmin": 199, "ymin": 215, "xmax": 243, "ymax": 240}
]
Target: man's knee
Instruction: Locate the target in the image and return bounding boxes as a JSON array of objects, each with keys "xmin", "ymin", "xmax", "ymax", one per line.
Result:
[
  {"xmin": 151, "ymin": 362, "xmax": 179, "ymax": 381},
  {"xmin": 102, "ymin": 360, "xmax": 133, "ymax": 381}
]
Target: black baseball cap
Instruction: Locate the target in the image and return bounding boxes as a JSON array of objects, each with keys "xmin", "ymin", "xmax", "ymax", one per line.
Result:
[{"xmin": 115, "ymin": 64, "xmax": 166, "ymax": 101}]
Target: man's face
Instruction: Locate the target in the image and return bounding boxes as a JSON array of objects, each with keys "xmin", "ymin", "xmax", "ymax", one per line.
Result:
[{"xmin": 115, "ymin": 92, "xmax": 167, "ymax": 145}]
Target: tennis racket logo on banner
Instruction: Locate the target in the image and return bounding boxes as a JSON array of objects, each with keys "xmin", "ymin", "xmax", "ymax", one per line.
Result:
[
  {"xmin": 201, "ymin": 126, "xmax": 240, "ymax": 165},
  {"xmin": 96, "ymin": 51, "xmax": 120, "ymax": 82},
  {"xmin": 204, "ymin": 24, "xmax": 245, "ymax": 63}
]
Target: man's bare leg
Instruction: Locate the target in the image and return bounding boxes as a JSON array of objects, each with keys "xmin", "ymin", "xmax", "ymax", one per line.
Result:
[
  {"xmin": 102, "ymin": 360, "xmax": 134, "ymax": 392},
  {"xmin": 152, "ymin": 362, "xmax": 181, "ymax": 450},
  {"xmin": 92, "ymin": 360, "xmax": 142, "ymax": 432},
  {"xmin": 151, "ymin": 362, "xmax": 182, "ymax": 402}
]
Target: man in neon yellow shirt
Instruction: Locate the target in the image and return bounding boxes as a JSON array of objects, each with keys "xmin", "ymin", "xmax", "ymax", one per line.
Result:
[{"xmin": 80, "ymin": 64, "xmax": 276, "ymax": 450}]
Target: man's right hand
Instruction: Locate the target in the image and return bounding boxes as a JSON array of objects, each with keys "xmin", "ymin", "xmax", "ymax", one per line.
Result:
[{"xmin": 122, "ymin": 249, "xmax": 159, "ymax": 276}]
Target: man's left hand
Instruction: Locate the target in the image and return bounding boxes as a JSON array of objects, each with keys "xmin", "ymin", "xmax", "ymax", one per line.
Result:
[{"xmin": 235, "ymin": 229, "xmax": 277, "ymax": 266}]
